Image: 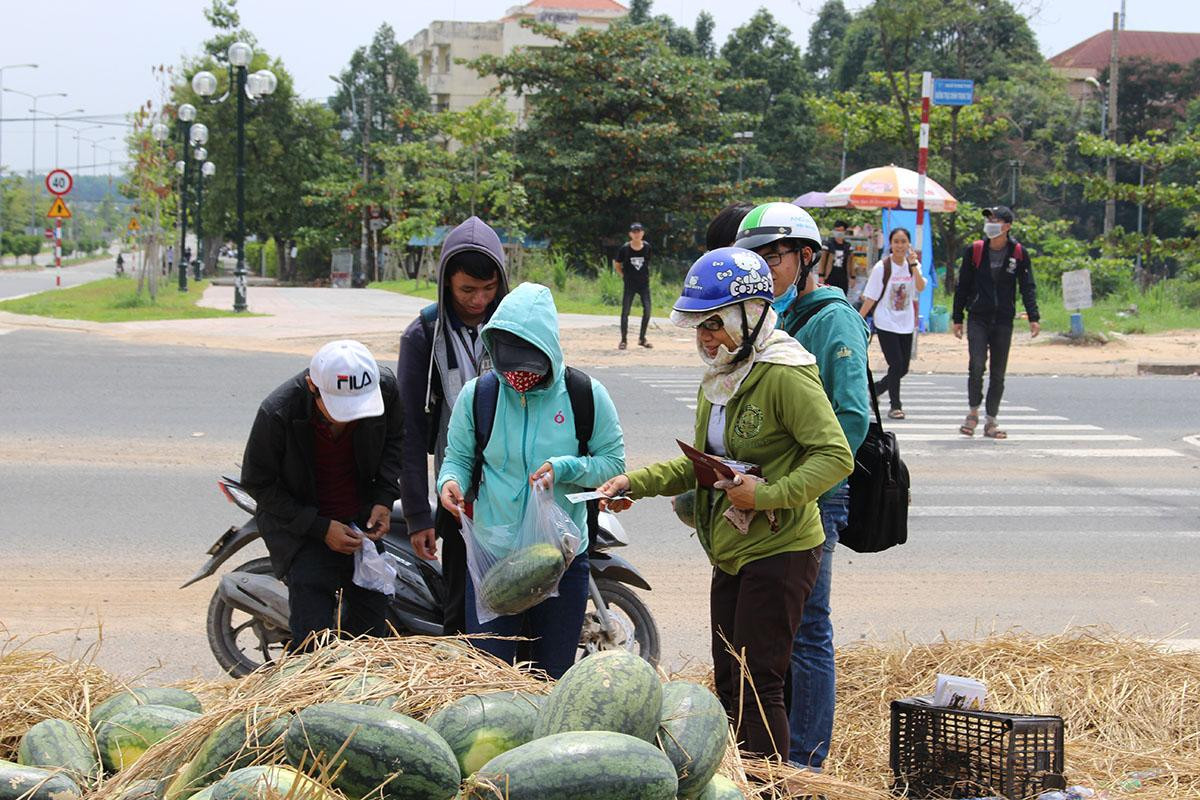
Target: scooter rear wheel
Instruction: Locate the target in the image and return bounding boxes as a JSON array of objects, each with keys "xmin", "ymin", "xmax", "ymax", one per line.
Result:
[{"xmin": 206, "ymin": 557, "xmax": 290, "ymax": 677}]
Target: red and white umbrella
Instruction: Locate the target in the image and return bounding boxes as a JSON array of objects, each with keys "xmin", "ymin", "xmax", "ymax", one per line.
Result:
[{"xmin": 825, "ymin": 164, "xmax": 957, "ymax": 212}]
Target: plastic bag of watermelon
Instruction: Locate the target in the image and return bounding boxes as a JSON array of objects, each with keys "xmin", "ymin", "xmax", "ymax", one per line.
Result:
[
  {"xmin": 351, "ymin": 525, "xmax": 397, "ymax": 595},
  {"xmin": 460, "ymin": 480, "xmax": 581, "ymax": 623}
]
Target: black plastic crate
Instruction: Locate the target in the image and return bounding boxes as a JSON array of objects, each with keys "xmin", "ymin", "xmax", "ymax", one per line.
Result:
[{"xmin": 890, "ymin": 698, "xmax": 1066, "ymax": 799}]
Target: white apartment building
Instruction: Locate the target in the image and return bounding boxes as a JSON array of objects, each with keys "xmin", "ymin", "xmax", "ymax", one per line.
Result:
[{"xmin": 403, "ymin": 0, "xmax": 628, "ymax": 124}]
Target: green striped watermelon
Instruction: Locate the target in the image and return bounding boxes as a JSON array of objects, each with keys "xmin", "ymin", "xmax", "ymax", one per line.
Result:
[
  {"xmin": 164, "ymin": 711, "xmax": 291, "ymax": 800},
  {"xmin": 468, "ymin": 731, "xmax": 677, "ymax": 800},
  {"xmin": 117, "ymin": 779, "xmax": 164, "ymax": 800},
  {"xmin": 208, "ymin": 766, "xmax": 328, "ymax": 800},
  {"xmin": 90, "ymin": 689, "xmax": 203, "ymax": 730},
  {"xmin": 426, "ymin": 692, "xmax": 539, "ymax": 775},
  {"xmin": 534, "ymin": 650, "xmax": 663, "ymax": 742},
  {"xmin": 0, "ymin": 762, "xmax": 82, "ymax": 800},
  {"xmin": 479, "ymin": 542, "xmax": 568, "ymax": 615},
  {"xmin": 656, "ymin": 681, "xmax": 728, "ymax": 798},
  {"xmin": 694, "ymin": 774, "xmax": 745, "ymax": 799},
  {"xmin": 283, "ymin": 702, "xmax": 460, "ymax": 800},
  {"xmin": 96, "ymin": 704, "xmax": 200, "ymax": 772},
  {"xmin": 332, "ymin": 675, "xmax": 404, "ymax": 708},
  {"xmin": 17, "ymin": 718, "xmax": 100, "ymax": 783}
]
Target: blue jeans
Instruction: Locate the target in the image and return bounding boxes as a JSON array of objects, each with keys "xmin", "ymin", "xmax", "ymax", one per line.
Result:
[
  {"xmin": 465, "ymin": 552, "xmax": 589, "ymax": 680},
  {"xmin": 788, "ymin": 485, "xmax": 848, "ymax": 769}
]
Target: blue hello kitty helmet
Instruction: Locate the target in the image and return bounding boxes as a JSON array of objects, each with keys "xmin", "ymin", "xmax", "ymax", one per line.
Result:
[{"xmin": 674, "ymin": 247, "xmax": 775, "ymax": 313}]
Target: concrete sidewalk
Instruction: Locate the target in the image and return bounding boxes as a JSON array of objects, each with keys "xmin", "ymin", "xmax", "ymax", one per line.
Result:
[{"xmin": 1, "ymin": 282, "xmax": 1197, "ymax": 376}]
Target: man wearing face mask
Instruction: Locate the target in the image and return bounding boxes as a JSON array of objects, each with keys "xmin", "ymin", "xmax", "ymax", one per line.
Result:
[
  {"xmin": 952, "ymin": 206, "xmax": 1040, "ymax": 439},
  {"xmin": 436, "ymin": 283, "xmax": 626, "ymax": 679},
  {"xmin": 740, "ymin": 202, "xmax": 871, "ymax": 771},
  {"xmin": 818, "ymin": 220, "xmax": 854, "ymax": 294}
]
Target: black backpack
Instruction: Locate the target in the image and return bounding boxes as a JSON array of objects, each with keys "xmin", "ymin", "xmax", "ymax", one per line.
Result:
[
  {"xmin": 788, "ymin": 296, "xmax": 911, "ymax": 553},
  {"xmin": 468, "ymin": 367, "xmax": 599, "ymax": 537}
]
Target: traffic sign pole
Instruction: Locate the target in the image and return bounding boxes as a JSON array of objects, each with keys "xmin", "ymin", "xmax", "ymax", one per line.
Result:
[{"xmin": 55, "ymin": 219, "xmax": 62, "ymax": 286}]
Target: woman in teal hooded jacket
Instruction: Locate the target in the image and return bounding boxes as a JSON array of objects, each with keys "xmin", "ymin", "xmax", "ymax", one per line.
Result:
[{"xmin": 437, "ymin": 283, "xmax": 626, "ymax": 678}]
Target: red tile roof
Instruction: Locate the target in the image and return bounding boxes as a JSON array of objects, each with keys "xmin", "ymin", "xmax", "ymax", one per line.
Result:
[
  {"xmin": 1049, "ymin": 30, "xmax": 1200, "ymax": 70},
  {"xmin": 519, "ymin": 0, "xmax": 627, "ymax": 10}
]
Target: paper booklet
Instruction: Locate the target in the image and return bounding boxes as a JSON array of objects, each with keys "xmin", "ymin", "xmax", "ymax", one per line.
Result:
[{"xmin": 676, "ymin": 439, "xmax": 762, "ymax": 489}]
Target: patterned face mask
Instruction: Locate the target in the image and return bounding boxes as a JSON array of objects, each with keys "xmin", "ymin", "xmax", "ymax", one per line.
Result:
[{"xmin": 502, "ymin": 370, "xmax": 544, "ymax": 393}]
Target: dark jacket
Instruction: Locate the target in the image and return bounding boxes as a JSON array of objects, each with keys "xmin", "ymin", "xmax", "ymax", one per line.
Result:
[
  {"xmin": 240, "ymin": 369, "xmax": 404, "ymax": 578},
  {"xmin": 397, "ymin": 217, "xmax": 509, "ymax": 534},
  {"xmin": 952, "ymin": 238, "xmax": 1040, "ymax": 324}
]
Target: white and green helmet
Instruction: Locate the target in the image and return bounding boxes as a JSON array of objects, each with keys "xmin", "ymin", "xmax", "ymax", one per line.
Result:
[{"xmin": 734, "ymin": 202, "xmax": 822, "ymax": 253}]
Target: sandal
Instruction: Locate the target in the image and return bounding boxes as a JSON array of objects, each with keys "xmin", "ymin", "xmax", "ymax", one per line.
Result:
[
  {"xmin": 983, "ymin": 421, "xmax": 1008, "ymax": 439},
  {"xmin": 960, "ymin": 411, "xmax": 979, "ymax": 436},
  {"xmin": 618, "ymin": 341, "xmax": 627, "ymax": 350},
  {"xmin": 888, "ymin": 408, "xmax": 906, "ymax": 419},
  {"xmin": 638, "ymin": 339, "xmax": 654, "ymax": 349}
]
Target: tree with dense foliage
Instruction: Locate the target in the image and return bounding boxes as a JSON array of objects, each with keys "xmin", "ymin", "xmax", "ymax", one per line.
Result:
[{"xmin": 473, "ymin": 19, "xmax": 749, "ymax": 265}]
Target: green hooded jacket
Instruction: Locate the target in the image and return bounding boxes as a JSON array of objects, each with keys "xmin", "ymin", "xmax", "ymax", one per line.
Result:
[
  {"xmin": 626, "ymin": 361, "xmax": 853, "ymax": 575},
  {"xmin": 437, "ymin": 283, "xmax": 626, "ymax": 553}
]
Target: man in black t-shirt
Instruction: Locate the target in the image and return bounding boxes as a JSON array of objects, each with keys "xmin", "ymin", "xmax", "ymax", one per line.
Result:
[
  {"xmin": 818, "ymin": 219, "xmax": 853, "ymax": 293},
  {"xmin": 613, "ymin": 222, "xmax": 653, "ymax": 349}
]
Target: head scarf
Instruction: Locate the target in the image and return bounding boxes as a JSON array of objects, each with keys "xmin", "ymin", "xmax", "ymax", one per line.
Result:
[{"xmin": 671, "ymin": 299, "xmax": 815, "ymax": 406}]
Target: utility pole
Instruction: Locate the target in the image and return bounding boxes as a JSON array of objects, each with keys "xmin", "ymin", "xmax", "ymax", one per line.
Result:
[{"xmin": 1103, "ymin": 12, "xmax": 1120, "ymax": 239}]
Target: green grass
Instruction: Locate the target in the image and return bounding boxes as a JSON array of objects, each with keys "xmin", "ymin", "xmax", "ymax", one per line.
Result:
[
  {"xmin": 0, "ymin": 276, "xmax": 247, "ymax": 322},
  {"xmin": 1032, "ymin": 283, "xmax": 1200, "ymax": 335},
  {"xmin": 373, "ymin": 274, "xmax": 677, "ymax": 317}
]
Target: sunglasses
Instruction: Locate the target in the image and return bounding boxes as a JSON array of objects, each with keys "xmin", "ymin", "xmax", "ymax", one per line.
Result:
[{"xmin": 698, "ymin": 317, "xmax": 724, "ymax": 332}]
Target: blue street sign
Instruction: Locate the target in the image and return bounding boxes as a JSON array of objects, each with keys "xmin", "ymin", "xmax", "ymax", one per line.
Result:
[{"xmin": 932, "ymin": 78, "xmax": 974, "ymax": 106}]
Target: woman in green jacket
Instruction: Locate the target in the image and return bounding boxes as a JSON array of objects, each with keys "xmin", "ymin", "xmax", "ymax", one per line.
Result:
[{"xmin": 600, "ymin": 247, "xmax": 853, "ymax": 761}]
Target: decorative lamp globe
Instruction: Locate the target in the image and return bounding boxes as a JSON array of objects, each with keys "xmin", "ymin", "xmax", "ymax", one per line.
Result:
[
  {"xmin": 151, "ymin": 122, "xmax": 170, "ymax": 142},
  {"xmin": 202, "ymin": 161, "xmax": 216, "ymax": 178},
  {"xmin": 176, "ymin": 160, "xmax": 185, "ymax": 174},
  {"xmin": 255, "ymin": 70, "xmax": 277, "ymax": 96},
  {"xmin": 228, "ymin": 42, "xmax": 253, "ymax": 68},
  {"xmin": 178, "ymin": 103, "xmax": 197, "ymax": 122},
  {"xmin": 193, "ymin": 147, "xmax": 208, "ymax": 161},
  {"xmin": 189, "ymin": 123, "xmax": 209, "ymax": 146},
  {"xmin": 191, "ymin": 71, "xmax": 218, "ymax": 97}
]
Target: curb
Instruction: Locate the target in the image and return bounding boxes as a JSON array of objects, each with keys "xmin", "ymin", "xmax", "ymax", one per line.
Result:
[{"xmin": 1137, "ymin": 362, "xmax": 1200, "ymax": 376}]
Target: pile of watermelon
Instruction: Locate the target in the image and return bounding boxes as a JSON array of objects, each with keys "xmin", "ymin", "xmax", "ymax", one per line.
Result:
[{"xmin": 0, "ymin": 648, "xmax": 748, "ymax": 800}]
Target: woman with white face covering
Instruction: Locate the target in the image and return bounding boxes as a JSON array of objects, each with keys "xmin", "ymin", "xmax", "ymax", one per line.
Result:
[{"xmin": 599, "ymin": 248, "xmax": 853, "ymax": 762}]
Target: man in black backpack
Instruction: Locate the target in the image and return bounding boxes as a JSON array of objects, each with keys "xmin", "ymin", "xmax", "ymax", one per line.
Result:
[
  {"xmin": 952, "ymin": 206, "xmax": 1040, "ymax": 440},
  {"xmin": 397, "ymin": 216, "xmax": 508, "ymax": 634}
]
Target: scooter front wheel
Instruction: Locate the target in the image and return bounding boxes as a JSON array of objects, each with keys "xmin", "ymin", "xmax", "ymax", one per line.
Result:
[
  {"xmin": 579, "ymin": 578, "xmax": 660, "ymax": 666},
  {"xmin": 206, "ymin": 557, "xmax": 290, "ymax": 677}
]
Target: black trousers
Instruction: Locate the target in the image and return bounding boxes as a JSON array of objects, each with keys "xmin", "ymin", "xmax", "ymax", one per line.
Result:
[
  {"xmin": 286, "ymin": 538, "xmax": 390, "ymax": 651},
  {"xmin": 710, "ymin": 547, "xmax": 822, "ymax": 760},
  {"xmin": 620, "ymin": 282, "xmax": 651, "ymax": 342},
  {"xmin": 435, "ymin": 506, "xmax": 468, "ymax": 635},
  {"xmin": 967, "ymin": 318, "xmax": 1014, "ymax": 418},
  {"xmin": 873, "ymin": 330, "xmax": 913, "ymax": 410}
]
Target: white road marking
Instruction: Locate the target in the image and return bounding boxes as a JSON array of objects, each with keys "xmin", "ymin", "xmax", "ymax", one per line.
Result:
[
  {"xmin": 1184, "ymin": 434, "xmax": 1200, "ymax": 449},
  {"xmin": 900, "ymin": 404, "xmax": 1039, "ymax": 411},
  {"xmin": 896, "ymin": 423, "xmax": 1103, "ymax": 431},
  {"xmin": 920, "ymin": 485, "xmax": 1200, "ymax": 497},
  {"xmin": 893, "ymin": 433, "xmax": 1139, "ymax": 442},
  {"xmin": 1029, "ymin": 448, "xmax": 1188, "ymax": 458},
  {"xmin": 911, "ymin": 505, "xmax": 1187, "ymax": 517},
  {"xmin": 900, "ymin": 414, "xmax": 1069, "ymax": 421}
]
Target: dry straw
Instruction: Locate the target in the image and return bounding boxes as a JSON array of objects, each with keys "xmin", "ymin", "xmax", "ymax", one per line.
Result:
[{"xmin": 3, "ymin": 627, "xmax": 1197, "ymax": 800}]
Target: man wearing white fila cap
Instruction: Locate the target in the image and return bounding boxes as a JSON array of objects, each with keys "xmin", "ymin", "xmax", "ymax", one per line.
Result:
[{"xmin": 240, "ymin": 339, "xmax": 404, "ymax": 650}]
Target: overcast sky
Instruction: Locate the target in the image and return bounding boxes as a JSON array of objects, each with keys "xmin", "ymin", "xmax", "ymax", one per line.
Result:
[{"xmin": 1, "ymin": 0, "xmax": 1196, "ymax": 177}]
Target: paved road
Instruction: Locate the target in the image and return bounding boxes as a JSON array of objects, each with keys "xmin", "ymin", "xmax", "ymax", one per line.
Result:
[
  {"xmin": 0, "ymin": 256, "xmax": 116, "ymax": 300},
  {"xmin": 0, "ymin": 329, "xmax": 1197, "ymax": 681}
]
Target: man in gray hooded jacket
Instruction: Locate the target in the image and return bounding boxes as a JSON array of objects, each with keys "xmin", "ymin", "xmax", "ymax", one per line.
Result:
[{"xmin": 398, "ymin": 216, "xmax": 509, "ymax": 634}]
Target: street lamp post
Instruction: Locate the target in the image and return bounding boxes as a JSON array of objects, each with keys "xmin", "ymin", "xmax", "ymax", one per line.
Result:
[
  {"xmin": 330, "ymin": 75, "xmax": 369, "ymax": 286},
  {"xmin": 0, "ymin": 63, "xmax": 38, "ymax": 248},
  {"xmin": 192, "ymin": 43, "xmax": 276, "ymax": 312},
  {"xmin": 175, "ymin": 103, "xmax": 197, "ymax": 292},
  {"xmin": 1084, "ymin": 76, "xmax": 1114, "ymax": 236},
  {"xmin": 3, "ymin": 87, "xmax": 67, "ymax": 232},
  {"xmin": 40, "ymin": 108, "xmax": 85, "ymax": 168},
  {"xmin": 193, "ymin": 150, "xmax": 212, "ymax": 280},
  {"xmin": 733, "ymin": 130, "xmax": 754, "ymax": 183}
]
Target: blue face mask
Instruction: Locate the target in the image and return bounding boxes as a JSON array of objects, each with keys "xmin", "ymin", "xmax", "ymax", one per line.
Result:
[{"xmin": 772, "ymin": 284, "xmax": 797, "ymax": 313}]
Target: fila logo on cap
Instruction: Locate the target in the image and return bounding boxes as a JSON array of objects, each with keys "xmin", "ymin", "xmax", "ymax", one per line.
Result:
[{"xmin": 336, "ymin": 372, "xmax": 374, "ymax": 391}]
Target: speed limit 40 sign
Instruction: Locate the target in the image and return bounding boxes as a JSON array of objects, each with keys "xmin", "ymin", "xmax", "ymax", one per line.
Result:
[{"xmin": 45, "ymin": 169, "xmax": 73, "ymax": 196}]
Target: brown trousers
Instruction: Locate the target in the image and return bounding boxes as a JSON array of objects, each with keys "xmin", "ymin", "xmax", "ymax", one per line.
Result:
[{"xmin": 710, "ymin": 546, "xmax": 822, "ymax": 760}]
